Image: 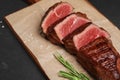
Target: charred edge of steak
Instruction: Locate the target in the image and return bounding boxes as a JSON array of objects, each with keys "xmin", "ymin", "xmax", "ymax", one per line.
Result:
[
  {"xmin": 100, "ymin": 27, "xmax": 111, "ymax": 37},
  {"xmin": 46, "ymin": 12, "xmax": 89, "ymax": 45},
  {"xmin": 74, "ymin": 12, "xmax": 88, "ymax": 19},
  {"xmin": 77, "ymin": 36, "xmax": 120, "ymax": 80},
  {"xmin": 77, "ymin": 54, "xmax": 98, "ymax": 79},
  {"xmin": 77, "ymin": 36, "xmax": 109, "ymax": 79},
  {"xmin": 46, "ymin": 15, "xmax": 67, "ymax": 45},
  {"xmin": 117, "ymin": 58, "xmax": 120, "ymax": 76},
  {"xmin": 62, "ymin": 22, "xmax": 91, "ymax": 55},
  {"xmin": 79, "ymin": 36, "xmax": 109, "ymax": 54},
  {"xmin": 46, "ymin": 29, "xmax": 62, "ymax": 45}
]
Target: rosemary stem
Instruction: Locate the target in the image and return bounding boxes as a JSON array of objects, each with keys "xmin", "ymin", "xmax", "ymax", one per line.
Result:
[{"xmin": 54, "ymin": 53, "xmax": 89, "ymax": 80}]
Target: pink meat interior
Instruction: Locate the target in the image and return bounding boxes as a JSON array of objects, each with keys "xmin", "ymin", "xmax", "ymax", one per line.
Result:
[
  {"xmin": 73, "ymin": 24, "xmax": 110, "ymax": 50},
  {"xmin": 54, "ymin": 14, "xmax": 90, "ymax": 41},
  {"xmin": 41, "ymin": 2, "xmax": 73, "ymax": 33}
]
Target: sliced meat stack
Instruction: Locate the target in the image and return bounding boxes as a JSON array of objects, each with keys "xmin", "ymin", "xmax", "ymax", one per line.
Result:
[
  {"xmin": 47, "ymin": 12, "xmax": 91, "ymax": 45},
  {"xmin": 41, "ymin": 2, "xmax": 73, "ymax": 33},
  {"xmin": 77, "ymin": 36, "xmax": 120, "ymax": 80},
  {"xmin": 40, "ymin": 2, "xmax": 120, "ymax": 80}
]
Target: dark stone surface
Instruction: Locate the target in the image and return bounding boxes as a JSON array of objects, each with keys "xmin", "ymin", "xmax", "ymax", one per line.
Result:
[
  {"xmin": 89, "ymin": 0, "xmax": 120, "ymax": 28},
  {"xmin": 0, "ymin": 0, "xmax": 120, "ymax": 80},
  {"xmin": 0, "ymin": 0, "xmax": 47, "ymax": 80}
]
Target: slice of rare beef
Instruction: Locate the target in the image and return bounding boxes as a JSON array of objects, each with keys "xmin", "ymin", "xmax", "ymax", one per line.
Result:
[
  {"xmin": 41, "ymin": 2, "xmax": 73, "ymax": 33},
  {"xmin": 63, "ymin": 24, "xmax": 110, "ymax": 54},
  {"xmin": 73, "ymin": 24, "xmax": 110, "ymax": 50},
  {"xmin": 62, "ymin": 22, "xmax": 91, "ymax": 54},
  {"xmin": 47, "ymin": 12, "xmax": 91, "ymax": 45},
  {"xmin": 77, "ymin": 36, "xmax": 120, "ymax": 80}
]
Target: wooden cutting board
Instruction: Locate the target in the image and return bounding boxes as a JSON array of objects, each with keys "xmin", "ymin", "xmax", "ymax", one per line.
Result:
[{"xmin": 5, "ymin": 0, "xmax": 120, "ymax": 80}]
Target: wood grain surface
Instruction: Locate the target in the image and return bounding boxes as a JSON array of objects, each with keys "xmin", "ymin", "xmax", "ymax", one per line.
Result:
[{"xmin": 5, "ymin": 0, "xmax": 120, "ymax": 80}]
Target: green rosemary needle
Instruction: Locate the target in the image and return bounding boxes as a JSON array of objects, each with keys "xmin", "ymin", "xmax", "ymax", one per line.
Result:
[{"xmin": 54, "ymin": 53, "xmax": 89, "ymax": 80}]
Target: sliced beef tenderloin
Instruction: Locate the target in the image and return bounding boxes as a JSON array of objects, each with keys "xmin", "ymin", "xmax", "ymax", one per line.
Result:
[
  {"xmin": 62, "ymin": 22, "xmax": 91, "ymax": 54},
  {"xmin": 73, "ymin": 24, "xmax": 110, "ymax": 50},
  {"xmin": 63, "ymin": 24, "xmax": 110, "ymax": 54},
  {"xmin": 41, "ymin": 2, "xmax": 73, "ymax": 33},
  {"xmin": 77, "ymin": 36, "xmax": 120, "ymax": 80},
  {"xmin": 47, "ymin": 12, "xmax": 91, "ymax": 45}
]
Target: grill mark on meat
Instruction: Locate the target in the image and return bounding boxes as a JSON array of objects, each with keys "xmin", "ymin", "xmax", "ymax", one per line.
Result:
[
  {"xmin": 87, "ymin": 44, "xmax": 110, "ymax": 57},
  {"xmin": 79, "ymin": 38, "xmax": 109, "ymax": 55},
  {"xmin": 77, "ymin": 37, "xmax": 120, "ymax": 80},
  {"xmin": 92, "ymin": 49, "xmax": 114, "ymax": 63},
  {"xmin": 63, "ymin": 24, "xmax": 110, "ymax": 55},
  {"xmin": 77, "ymin": 48, "xmax": 98, "ymax": 79},
  {"xmin": 79, "ymin": 36, "xmax": 108, "ymax": 51},
  {"xmin": 73, "ymin": 24, "xmax": 110, "ymax": 51}
]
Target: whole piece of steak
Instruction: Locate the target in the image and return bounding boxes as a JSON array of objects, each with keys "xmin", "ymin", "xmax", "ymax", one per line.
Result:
[
  {"xmin": 47, "ymin": 12, "xmax": 91, "ymax": 45},
  {"xmin": 77, "ymin": 36, "xmax": 120, "ymax": 80},
  {"xmin": 41, "ymin": 2, "xmax": 73, "ymax": 33}
]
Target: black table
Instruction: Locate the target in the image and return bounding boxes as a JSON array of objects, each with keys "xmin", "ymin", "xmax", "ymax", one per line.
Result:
[{"xmin": 0, "ymin": 0, "xmax": 120, "ymax": 80}]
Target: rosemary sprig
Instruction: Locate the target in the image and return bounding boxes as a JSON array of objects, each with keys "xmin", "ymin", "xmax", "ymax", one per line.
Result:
[{"xmin": 54, "ymin": 53, "xmax": 89, "ymax": 80}]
